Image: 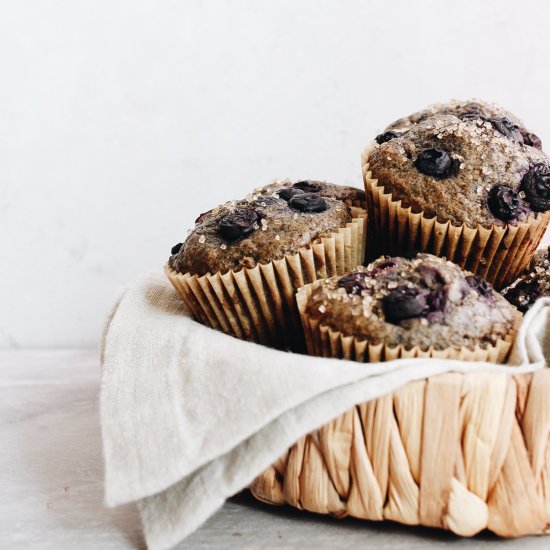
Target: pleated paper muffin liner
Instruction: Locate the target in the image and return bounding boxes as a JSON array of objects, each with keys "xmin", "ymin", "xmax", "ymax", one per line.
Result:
[
  {"xmin": 344, "ymin": 198, "xmax": 366, "ymax": 209},
  {"xmin": 361, "ymin": 148, "xmax": 550, "ymax": 289},
  {"xmin": 166, "ymin": 207, "xmax": 367, "ymax": 351},
  {"xmin": 296, "ymin": 280, "xmax": 518, "ymax": 364}
]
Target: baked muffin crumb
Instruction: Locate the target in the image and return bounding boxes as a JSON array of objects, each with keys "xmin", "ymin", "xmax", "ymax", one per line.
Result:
[
  {"xmin": 306, "ymin": 254, "xmax": 517, "ymax": 350},
  {"xmin": 169, "ymin": 180, "xmax": 364, "ymax": 275},
  {"xmin": 367, "ymin": 114, "xmax": 550, "ymax": 227}
]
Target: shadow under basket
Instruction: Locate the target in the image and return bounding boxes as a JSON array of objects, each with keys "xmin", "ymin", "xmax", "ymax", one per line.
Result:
[{"xmin": 250, "ymin": 370, "xmax": 550, "ymax": 538}]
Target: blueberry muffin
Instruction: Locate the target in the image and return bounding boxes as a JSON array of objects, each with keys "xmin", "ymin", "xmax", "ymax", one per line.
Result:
[
  {"xmin": 502, "ymin": 246, "xmax": 550, "ymax": 312},
  {"xmin": 299, "ymin": 254, "xmax": 518, "ymax": 362},
  {"xmin": 363, "ymin": 113, "xmax": 550, "ymax": 287},
  {"xmin": 170, "ymin": 189, "xmax": 363, "ymax": 276},
  {"xmin": 166, "ymin": 183, "xmax": 367, "ymax": 350},
  {"xmin": 379, "ymin": 99, "xmax": 542, "ymax": 150}
]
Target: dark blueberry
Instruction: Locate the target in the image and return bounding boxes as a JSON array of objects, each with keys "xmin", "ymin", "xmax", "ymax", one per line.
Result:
[
  {"xmin": 520, "ymin": 130, "xmax": 543, "ymax": 150},
  {"xmin": 171, "ymin": 242, "xmax": 183, "ymax": 255},
  {"xmin": 487, "ymin": 185, "xmax": 524, "ymax": 221},
  {"xmin": 416, "ymin": 264, "xmax": 445, "ymax": 288},
  {"xmin": 426, "ymin": 288, "xmax": 447, "ymax": 314},
  {"xmin": 520, "ymin": 164, "xmax": 550, "ymax": 212},
  {"xmin": 413, "ymin": 148, "xmax": 457, "ymax": 179},
  {"xmin": 460, "ymin": 108, "xmax": 485, "ymax": 122},
  {"xmin": 292, "ymin": 181, "xmax": 322, "ymax": 194},
  {"xmin": 218, "ymin": 208, "xmax": 260, "ymax": 241},
  {"xmin": 382, "ymin": 286, "xmax": 428, "ymax": 323},
  {"xmin": 371, "ymin": 258, "xmax": 398, "ymax": 275},
  {"xmin": 195, "ymin": 209, "xmax": 214, "ymax": 225},
  {"xmin": 277, "ymin": 188, "xmax": 305, "ymax": 201},
  {"xmin": 289, "ymin": 193, "xmax": 328, "ymax": 213},
  {"xmin": 487, "ymin": 117, "xmax": 524, "ymax": 145},
  {"xmin": 466, "ymin": 274, "xmax": 493, "ymax": 297},
  {"xmin": 503, "ymin": 280, "xmax": 540, "ymax": 313},
  {"xmin": 337, "ymin": 273, "xmax": 368, "ymax": 294},
  {"xmin": 375, "ymin": 131, "xmax": 401, "ymax": 145}
]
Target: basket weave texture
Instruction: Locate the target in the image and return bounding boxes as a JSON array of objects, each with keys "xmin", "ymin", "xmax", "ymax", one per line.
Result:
[{"xmin": 251, "ymin": 370, "xmax": 550, "ymax": 537}]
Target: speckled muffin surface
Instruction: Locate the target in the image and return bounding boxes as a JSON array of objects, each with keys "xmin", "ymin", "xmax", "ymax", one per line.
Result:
[
  {"xmin": 502, "ymin": 246, "xmax": 550, "ymax": 312},
  {"xmin": 382, "ymin": 99, "xmax": 542, "ymax": 150},
  {"xmin": 169, "ymin": 186, "xmax": 354, "ymax": 275},
  {"xmin": 367, "ymin": 114, "xmax": 550, "ymax": 227},
  {"xmin": 257, "ymin": 179, "xmax": 365, "ymax": 206},
  {"xmin": 306, "ymin": 254, "xmax": 517, "ymax": 350}
]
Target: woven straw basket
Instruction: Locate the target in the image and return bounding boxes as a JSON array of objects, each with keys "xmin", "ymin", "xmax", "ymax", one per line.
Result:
[
  {"xmin": 251, "ymin": 282, "xmax": 550, "ymax": 537},
  {"xmin": 251, "ymin": 370, "xmax": 550, "ymax": 537}
]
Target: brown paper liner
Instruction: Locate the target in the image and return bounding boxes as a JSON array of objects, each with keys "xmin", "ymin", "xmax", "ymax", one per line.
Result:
[
  {"xmin": 345, "ymin": 198, "xmax": 367, "ymax": 209},
  {"xmin": 166, "ymin": 207, "xmax": 367, "ymax": 350},
  {"xmin": 361, "ymin": 148, "xmax": 550, "ymax": 289},
  {"xmin": 296, "ymin": 280, "xmax": 518, "ymax": 364}
]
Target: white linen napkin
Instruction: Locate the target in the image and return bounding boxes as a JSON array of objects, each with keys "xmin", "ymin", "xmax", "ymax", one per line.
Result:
[{"xmin": 100, "ymin": 273, "xmax": 549, "ymax": 550}]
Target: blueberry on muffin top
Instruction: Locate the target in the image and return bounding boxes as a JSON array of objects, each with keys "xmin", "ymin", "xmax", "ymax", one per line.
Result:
[
  {"xmin": 501, "ymin": 246, "xmax": 550, "ymax": 312},
  {"xmin": 367, "ymin": 114, "xmax": 550, "ymax": 227},
  {"xmin": 257, "ymin": 179, "xmax": 366, "ymax": 206},
  {"xmin": 306, "ymin": 254, "xmax": 517, "ymax": 350},
  {"xmin": 169, "ymin": 182, "xmax": 358, "ymax": 275}
]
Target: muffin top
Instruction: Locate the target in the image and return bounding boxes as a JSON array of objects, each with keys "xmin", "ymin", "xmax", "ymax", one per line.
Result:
[
  {"xmin": 257, "ymin": 179, "xmax": 365, "ymax": 206},
  {"xmin": 502, "ymin": 246, "xmax": 550, "ymax": 312},
  {"xmin": 169, "ymin": 182, "xmax": 356, "ymax": 275},
  {"xmin": 306, "ymin": 254, "xmax": 517, "ymax": 350},
  {"xmin": 381, "ymin": 99, "xmax": 542, "ymax": 150},
  {"xmin": 367, "ymin": 114, "xmax": 550, "ymax": 227}
]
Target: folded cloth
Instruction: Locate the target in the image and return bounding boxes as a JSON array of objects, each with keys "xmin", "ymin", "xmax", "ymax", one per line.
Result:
[{"xmin": 100, "ymin": 273, "xmax": 549, "ymax": 550}]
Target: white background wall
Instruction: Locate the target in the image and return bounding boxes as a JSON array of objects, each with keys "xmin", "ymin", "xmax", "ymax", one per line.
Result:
[{"xmin": 2, "ymin": 0, "xmax": 550, "ymax": 349}]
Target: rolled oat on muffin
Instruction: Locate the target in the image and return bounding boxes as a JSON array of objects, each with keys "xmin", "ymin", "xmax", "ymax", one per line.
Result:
[
  {"xmin": 166, "ymin": 181, "xmax": 367, "ymax": 350},
  {"xmin": 299, "ymin": 254, "xmax": 519, "ymax": 362}
]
